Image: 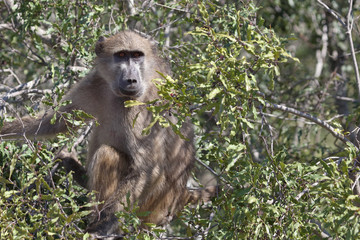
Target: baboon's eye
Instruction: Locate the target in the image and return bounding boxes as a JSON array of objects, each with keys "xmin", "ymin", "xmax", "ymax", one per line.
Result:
[
  {"xmin": 114, "ymin": 51, "xmax": 126, "ymax": 58},
  {"xmin": 132, "ymin": 51, "xmax": 144, "ymax": 58}
]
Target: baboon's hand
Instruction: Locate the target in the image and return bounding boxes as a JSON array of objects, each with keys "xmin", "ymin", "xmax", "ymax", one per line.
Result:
[{"xmin": 56, "ymin": 149, "xmax": 88, "ymax": 188}]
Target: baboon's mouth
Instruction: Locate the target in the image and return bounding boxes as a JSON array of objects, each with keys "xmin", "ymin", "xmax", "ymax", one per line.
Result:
[{"xmin": 118, "ymin": 88, "xmax": 142, "ymax": 98}]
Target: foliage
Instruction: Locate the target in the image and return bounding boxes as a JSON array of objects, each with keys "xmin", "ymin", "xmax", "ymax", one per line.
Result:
[
  {"xmin": 0, "ymin": 141, "xmax": 93, "ymax": 239},
  {"xmin": 1, "ymin": 0, "xmax": 360, "ymax": 239}
]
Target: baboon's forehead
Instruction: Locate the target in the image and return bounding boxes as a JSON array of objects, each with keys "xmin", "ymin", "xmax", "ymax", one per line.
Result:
[{"xmin": 104, "ymin": 31, "xmax": 153, "ymax": 54}]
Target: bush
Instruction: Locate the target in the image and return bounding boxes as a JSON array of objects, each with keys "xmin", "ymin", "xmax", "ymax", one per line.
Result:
[{"xmin": 1, "ymin": 0, "xmax": 360, "ymax": 239}]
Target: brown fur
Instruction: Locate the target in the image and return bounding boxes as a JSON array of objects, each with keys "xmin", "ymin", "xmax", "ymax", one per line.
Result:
[{"xmin": 0, "ymin": 31, "xmax": 213, "ymax": 236}]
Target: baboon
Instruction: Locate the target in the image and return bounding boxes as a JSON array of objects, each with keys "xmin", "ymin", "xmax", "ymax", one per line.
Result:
[{"xmin": 0, "ymin": 31, "xmax": 214, "ymax": 236}]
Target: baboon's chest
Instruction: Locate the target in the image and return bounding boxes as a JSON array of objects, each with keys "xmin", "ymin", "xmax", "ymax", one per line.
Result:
[{"xmin": 94, "ymin": 110, "xmax": 167, "ymax": 163}]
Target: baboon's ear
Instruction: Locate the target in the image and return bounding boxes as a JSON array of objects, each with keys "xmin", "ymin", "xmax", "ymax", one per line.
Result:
[{"xmin": 95, "ymin": 36, "xmax": 106, "ymax": 56}]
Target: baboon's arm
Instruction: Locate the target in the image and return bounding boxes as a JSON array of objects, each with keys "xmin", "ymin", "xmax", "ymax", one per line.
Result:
[
  {"xmin": 0, "ymin": 103, "xmax": 77, "ymax": 139},
  {"xmin": 0, "ymin": 78, "xmax": 97, "ymax": 140}
]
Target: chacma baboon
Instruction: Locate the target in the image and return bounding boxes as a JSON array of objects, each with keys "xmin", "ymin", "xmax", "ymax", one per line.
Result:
[{"xmin": 0, "ymin": 31, "xmax": 214, "ymax": 236}]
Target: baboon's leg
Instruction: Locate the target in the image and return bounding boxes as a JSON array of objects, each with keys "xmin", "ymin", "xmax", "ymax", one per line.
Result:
[
  {"xmin": 87, "ymin": 145, "xmax": 132, "ymax": 205},
  {"xmin": 87, "ymin": 145, "xmax": 140, "ymax": 236}
]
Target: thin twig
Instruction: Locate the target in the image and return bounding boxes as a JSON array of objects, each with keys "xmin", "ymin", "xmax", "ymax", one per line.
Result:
[
  {"xmin": 0, "ymin": 68, "xmax": 21, "ymax": 84},
  {"xmin": 195, "ymin": 157, "xmax": 220, "ymax": 179},
  {"xmin": 295, "ymin": 182, "xmax": 319, "ymax": 201},
  {"xmin": 4, "ymin": 89, "xmax": 51, "ymax": 99},
  {"xmin": 72, "ymin": 121, "xmax": 94, "ymax": 149},
  {"xmin": 261, "ymin": 112, "xmax": 344, "ymax": 125},
  {"xmin": 153, "ymin": 2, "xmax": 190, "ymax": 13}
]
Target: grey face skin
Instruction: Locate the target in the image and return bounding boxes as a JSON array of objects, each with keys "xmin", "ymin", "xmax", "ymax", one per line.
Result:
[{"xmin": 112, "ymin": 50, "xmax": 145, "ymax": 98}]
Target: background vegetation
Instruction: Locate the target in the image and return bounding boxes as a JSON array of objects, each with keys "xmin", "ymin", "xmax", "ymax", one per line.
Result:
[{"xmin": 1, "ymin": 0, "xmax": 360, "ymax": 239}]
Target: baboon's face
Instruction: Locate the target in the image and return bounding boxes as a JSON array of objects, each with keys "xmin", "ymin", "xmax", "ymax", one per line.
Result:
[
  {"xmin": 111, "ymin": 50, "xmax": 145, "ymax": 98},
  {"xmin": 95, "ymin": 32, "xmax": 153, "ymax": 99}
]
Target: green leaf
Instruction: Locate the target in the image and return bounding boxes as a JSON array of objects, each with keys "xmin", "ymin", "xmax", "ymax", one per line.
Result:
[
  {"xmin": 274, "ymin": 66, "xmax": 280, "ymax": 76},
  {"xmin": 9, "ymin": 156, "xmax": 17, "ymax": 179},
  {"xmin": 320, "ymin": 159, "xmax": 334, "ymax": 177},
  {"xmin": 0, "ymin": 176, "xmax": 13, "ymax": 184},
  {"xmin": 50, "ymin": 113, "xmax": 57, "ymax": 125},
  {"xmin": 41, "ymin": 195, "xmax": 53, "ymax": 200},
  {"xmin": 241, "ymin": 118, "xmax": 254, "ymax": 129},
  {"xmin": 124, "ymin": 100, "xmax": 146, "ymax": 107},
  {"xmin": 207, "ymin": 69, "xmax": 215, "ymax": 83},
  {"xmin": 247, "ymin": 195, "xmax": 258, "ymax": 204},
  {"xmin": 83, "ymin": 233, "xmax": 91, "ymax": 240},
  {"xmin": 4, "ymin": 190, "xmax": 18, "ymax": 198},
  {"xmin": 208, "ymin": 88, "xmax": 221, "ymax": 100},
  {"xmin": 142, "ymin": 116, "xmax": 159, "ymax": 135},
  {"xmin": 132, "ymin": 112, "xmax": 140, "ymax": 128},
  {"xmin": 245, "ymin": 74, "xmax": 251, "ymax": 91},
  {"xmin": 226, "ymin": 154, "xmax": 241, "ymax": 171}
]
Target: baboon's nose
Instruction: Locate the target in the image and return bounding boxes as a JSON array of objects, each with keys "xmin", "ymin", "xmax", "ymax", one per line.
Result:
[{"xmin": 127, "ymin": 79, "xmax": 137, "ymax": 84}]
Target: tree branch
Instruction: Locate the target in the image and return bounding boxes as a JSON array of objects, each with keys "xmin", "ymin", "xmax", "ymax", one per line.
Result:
[
  {"xmin": 317, "ymin": 0, "xmax": 360, "ymax": 101},
  {"xmin": 0, "ymin": 77, "xmax": 42, "ymax": 112},
  {"xmin": 346, "ymin": 0, "xmax": 360, "ymax": 101},
  {"xmin": 316, "ymin": 0, "xmax": 346, "ymax": 27},
  {"xmin": 266, "ymin": 102, "xmax": 358, "ymax": 151}
]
